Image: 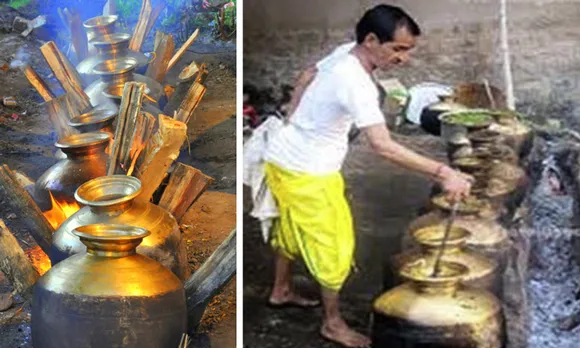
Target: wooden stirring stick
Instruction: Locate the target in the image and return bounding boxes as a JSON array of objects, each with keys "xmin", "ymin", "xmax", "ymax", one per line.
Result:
[{"xmin": 431, "ymin": 201, "xmax": 460, "ymax": 277}]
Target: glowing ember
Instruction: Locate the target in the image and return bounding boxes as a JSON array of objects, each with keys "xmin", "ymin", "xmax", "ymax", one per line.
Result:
[
  {"xmin": 25, "ymin": 246, "xmax": 51, "ymax": 276},
  {"xmin": 42, "ymin": 191, "xmax": 81, "ymax": 229}
]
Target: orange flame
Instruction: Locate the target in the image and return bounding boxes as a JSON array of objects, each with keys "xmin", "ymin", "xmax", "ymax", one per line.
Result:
[{"xmin": 43, "ymin": 191, "xmax": 81, "ymax": 230}]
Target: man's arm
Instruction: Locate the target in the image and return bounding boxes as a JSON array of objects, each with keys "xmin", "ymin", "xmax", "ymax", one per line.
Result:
[
  {"xmin": 362, "ymin": 124, "xmax": 472, "ymax": 201},
  {"xmin": 286, "ymin": 65, "xmax": 318, "ymax": 118}
]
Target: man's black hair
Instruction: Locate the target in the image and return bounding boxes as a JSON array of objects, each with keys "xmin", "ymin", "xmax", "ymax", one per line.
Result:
[{"xmin": 356, "ymin": 4, "xmax": 421, "ymax": 44}]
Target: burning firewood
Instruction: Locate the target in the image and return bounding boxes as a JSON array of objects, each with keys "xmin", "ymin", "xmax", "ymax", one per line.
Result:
[
  {"xmin": 174, "ymin": 81, "xmax": 206, "ymax": 124},
  {"xmin": 135, "ymin": 114, "xmax": 188, "ymax": 201},
  {"xmin": 107, "ymin": 82, "xmax": 147, "ymax": 175},
  {"xmin": 146, "ymin": 32, "xmax": 175, "ymax": 83},
  {"xmin": 129, "ymin": 0, "xmax": 153, "ymax": 52},
  {"xmin": 0, "ymin": 219, "xmax": 39, "ymax": 296},
  {"xmin": 0, "ymin": 165, "xmax": 53, "ymax": 254},
  {"xmin": 40, "ymin": 42, "xmax": 91, "ymax": 113},
  {"xmin": 167, "ymin": 28, "xmax": 200, "ymax": 73},
  {"xmin": 185, "ymin": 228, "xmax": 236, "ymax": 331},
  {"xmin": 21, "ymin": 64, "xmax": 55, "ymax": 102},
  {"xmin": 46, "ymin": 94, "xmax": 79, "ymax": 139},
  {"xmin": 158, "ymin": 163, "xmax": 214, "ymax": 222}
]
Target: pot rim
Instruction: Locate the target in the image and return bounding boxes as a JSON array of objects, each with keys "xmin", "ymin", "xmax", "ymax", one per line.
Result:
[
  {"xmin": 412, "ymin": 225, "xmax": 470, "ymax": 248},
  {"xmin": 55, "ymin": 132, "xmax": 111, "ymax": 150},
  {"xmin": 399, "ymin": 260, "xmax": 468, "ymax": 284},
  {"xmin": 90, "ymin": 32, "xmax": 131, "ymax": 47},
  {"xmin": 75, "ymin": 175, "xmax": 142, "ymax": 208},
  {"xmin": 439, "ymin": 109, "xmax": 495, "ymax": 129},
  {"xmin": 93, "ymin": 57, "xmax": 139, "ymax": 76},
  {"xmin": 68, "ymin": 108, "xmax": 117, "ymax": 127},
  {"xmin": 73, "ymin": 223, "xmax": 151, "ymax": 242},
  {"xmin": 83, "ymin": 15, "xmax": 118, "ymax": 29}
]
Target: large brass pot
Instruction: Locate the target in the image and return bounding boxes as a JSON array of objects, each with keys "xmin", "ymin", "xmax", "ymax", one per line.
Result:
[
  {"xmin": 393, "ymin": 225, "xmax": 498, "ymax": 292},
  {"xmin": 32, "ymin": 224, "xmax": 187, "ymax": 348},
  {"xmin": 33, "ymin": 132, "xmax": 110, "ymax": 212},
  {"xmin": 372, "ymin": 261, "xmax": 503, "ymax": 347},
  {"xmin": 50, "ymin": 175, "xmax": 190, "ymax": 280}
]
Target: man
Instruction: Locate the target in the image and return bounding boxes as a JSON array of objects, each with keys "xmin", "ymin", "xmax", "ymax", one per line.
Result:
[{"xmin": 263, "ymin": 5, "xmax": 472, "ymax": 347}]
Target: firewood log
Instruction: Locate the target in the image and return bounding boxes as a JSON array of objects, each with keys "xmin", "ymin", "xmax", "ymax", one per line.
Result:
[
  {"xmin": 107, "ymin": 82, "xmax": 146, "ymax": 175},
  {"xmin": 135, "ymin": 114, "xmax": 187, "ymax": 201},
  {"xmin": 40, "ymin": 41, "xmax": 90, "ymax": 113},
  {"xmin": 175, "ymin": 82, "xmax": 206, "ymax": 124},
  {"xmin": 167, "ymin": 28, "xmax": 200, "ymax": 72},
  {"xmin": 158, "ymin": 163, "xmax": 214, "ymax": 222},
  {"xmin": 0, "ymin": 219, "xmax": 39, "ymax": 296},
  {"xmin": 46, "ymin": 94, "xmax": 79, "ymax": 139},
  {"xmin": 0, "ymin": 165, "xmax": 53, "ymax": 254},
  {"xmin": 185, "ymin": 228, "xmax": 236, "ymax": 331},
  {"xmin": 145, "ymin": 32, "xmax": 175, "ymax": 83},
  {"xmin": 129, "ymin": 0, "xmax": 153, "ymax": 52},
  {"xmin": 163, "ymin": 62, "xmax": 205, "ymax": 116},
  {"xmin": 21, "ymin": 64, "xmax": 55, "ymax": 102}
]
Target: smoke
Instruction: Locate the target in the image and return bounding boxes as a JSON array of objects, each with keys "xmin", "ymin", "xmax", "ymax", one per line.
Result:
[{"xmin": 9, "ymin": 46, "xmax": 30, "ymax": 69}]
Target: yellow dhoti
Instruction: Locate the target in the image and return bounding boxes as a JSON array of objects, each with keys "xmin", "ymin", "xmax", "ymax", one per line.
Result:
[{"xmin": 264, "ymin": 162, "xmax": 354, "ymax": 291}]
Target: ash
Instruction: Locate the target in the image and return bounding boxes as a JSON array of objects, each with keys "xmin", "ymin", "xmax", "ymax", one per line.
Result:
[{"xmin": 517, "ymin": 142, "xmax": 580, "ymax": 347}]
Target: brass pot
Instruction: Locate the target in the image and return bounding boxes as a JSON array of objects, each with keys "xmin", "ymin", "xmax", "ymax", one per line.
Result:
[
  {"xmin": 83, "ymin": 15, "xmax": 118, "ymax": 49},
  {"xmin": 32, "ymin": 224, "xmax": 187, "ymax": 348},
  {"xmin": 33, "ymin": 132, "xmax": 110, "ymax": 212},
  {"xmin": 77, "ymin": 33, "xmax": 154, "ymax": 77},
  {"xmin": 372, "ymin": 260, "xmax": 503, "ymax": 347},
  {"xmin": 50, "ymin": 175, "xmax": 190, "ymax": 280},
  {"xmin": 68, "ymin": 108, "xmax": 117, "ymax": 136},
  {"xmin": 85, "ymin": 57, "xmax": 165, "ymax": 111},
  {"xmin": 406, "ymin": 195, "xmax": 509, "ymax": 262},
  {"xmin": 393, "ymin": 225, "xmax": 498, "ymax": 292}
]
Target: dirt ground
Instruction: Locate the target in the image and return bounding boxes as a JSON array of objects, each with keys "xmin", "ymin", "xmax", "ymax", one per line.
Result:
[
  {"xmin": 0, "ymin": 16, "xmax": 236, "ymax": 348},
  {"xmin": 242, "ymin": 130, "xmax": 447, "ymax": 347}
]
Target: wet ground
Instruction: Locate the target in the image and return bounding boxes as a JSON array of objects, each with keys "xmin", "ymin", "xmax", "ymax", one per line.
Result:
[
  {"xmin": 0, "ymin": 17, "xmax": 236, "ymax": 348},
  {"xmin": 243, "ymin": 129, "xmax": 447, "ymax": 347}
]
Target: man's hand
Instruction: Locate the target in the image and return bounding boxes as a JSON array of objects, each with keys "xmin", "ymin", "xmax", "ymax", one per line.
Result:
[{"xmin": 437, "ymin": 166, "xmax": 473, "ymax": 203}]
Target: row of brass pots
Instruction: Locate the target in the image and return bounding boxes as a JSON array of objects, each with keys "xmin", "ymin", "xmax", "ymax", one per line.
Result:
[
  {"xmin": 77, "ymin": 15, "xmax": 166, "ymax": 112},
  {"xmin": 32, "ymin": 224, "xmax": 187, "ymax": 348},
  {"xmin": 375, "ymin": 195, "xmax": 507, "ymax": 346},
  {"xmin": 33, "ymin": 132, "xmax": 189, "ymax": 281},
  {"xmin": 392, "ymin": 225, "xmax": 498, "ymax": 291}
]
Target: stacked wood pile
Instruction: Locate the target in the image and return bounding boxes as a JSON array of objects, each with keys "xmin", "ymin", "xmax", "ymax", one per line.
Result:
[{"xmin": 1, "ymin": 0, "xmax": 235, "ymax": 333}]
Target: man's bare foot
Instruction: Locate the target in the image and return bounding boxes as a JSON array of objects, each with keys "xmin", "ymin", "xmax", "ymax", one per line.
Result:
[
  {"xmin": 268, "ymin": 291, "xmax": 320, "ymax": 308},
  {"xmin": 320, "ymin": 318, "xmax": 371, "ymax": 347}
]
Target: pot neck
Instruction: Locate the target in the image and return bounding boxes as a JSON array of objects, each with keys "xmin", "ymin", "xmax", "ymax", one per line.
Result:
[
  {"xmin": 422, "ymin": 244, "xmax": 462, "ymax": 255},
  {"xmin": 74, "ymin": 224, "xmax": 149, "ymax": 258},
  {"xmin": 56, "ymin": 132, "xmax": 110, "ymax": 157},
  {"xmin": 84, "ymin": 16, "xmax": 118, "ymax": 40},
  {"xmin": 95, "ymin": 41, "xmax": 130, "ymax": 57},
  {"xmin": 411, "ymin": 279, "xmax": 460, "ymax": 296},
  {"xmin": 75, "ymin": 175, "xmax": 142, "ymax": 215}
]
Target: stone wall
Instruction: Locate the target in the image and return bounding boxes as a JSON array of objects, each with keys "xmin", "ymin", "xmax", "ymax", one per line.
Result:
[{"xmin": 244, "ymin": 0, "xmax": 580, "ymax": 120}]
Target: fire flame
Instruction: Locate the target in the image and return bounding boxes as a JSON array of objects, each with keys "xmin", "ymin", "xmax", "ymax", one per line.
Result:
[{"xmin": 43, "ymin": 191, "xmax": 81, "ymax": 229}]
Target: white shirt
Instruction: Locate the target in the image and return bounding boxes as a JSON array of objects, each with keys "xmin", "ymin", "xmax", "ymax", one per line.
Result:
[{"xmin": 265, "ymin": 51, "xmax": 385, "ymax": 174}]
